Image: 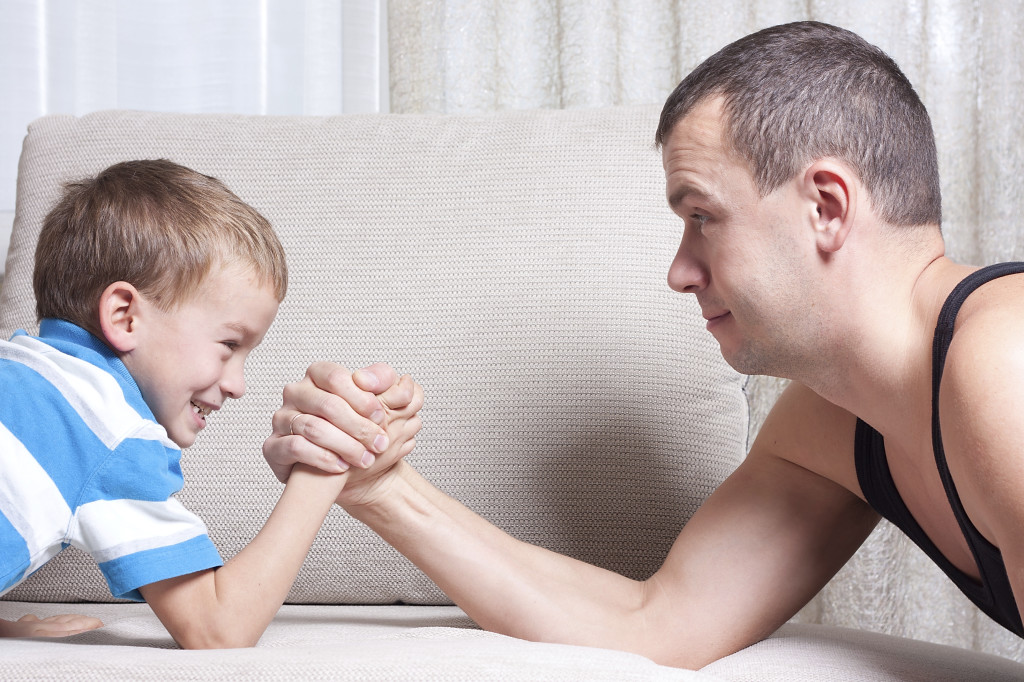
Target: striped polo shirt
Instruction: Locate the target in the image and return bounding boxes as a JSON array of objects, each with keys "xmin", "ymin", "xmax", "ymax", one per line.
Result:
[{"xmin": 0, "ymin": 319, "xmax": 222, "ymax": 601}]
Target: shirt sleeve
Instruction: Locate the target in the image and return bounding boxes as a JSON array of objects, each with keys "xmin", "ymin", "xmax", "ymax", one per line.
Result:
[{"xmin": 69, "ymin": 437, "xmax": 223, "ymax": 601}]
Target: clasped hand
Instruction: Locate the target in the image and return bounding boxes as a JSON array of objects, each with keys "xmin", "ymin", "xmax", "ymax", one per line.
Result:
[{"xmin": 262, "ymin": 361, "xmax": 424, "ymax": 506}]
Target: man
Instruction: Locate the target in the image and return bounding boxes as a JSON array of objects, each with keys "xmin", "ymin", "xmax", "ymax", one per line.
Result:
[{"xmin": 263, "ymin": 21, "xmax": 1024, "ymax": 669}]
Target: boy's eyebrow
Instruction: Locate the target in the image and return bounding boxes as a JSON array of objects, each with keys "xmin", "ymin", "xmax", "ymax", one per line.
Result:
[{"xmin": 224, "ymin": 322, "xmax": 256, "ymax": 337}]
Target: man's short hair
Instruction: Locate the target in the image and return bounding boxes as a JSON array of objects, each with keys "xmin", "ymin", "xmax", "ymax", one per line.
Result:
[
  {"xmin": 34, "ymin": 159, "xmax": 288, "ymax": 330},
  {"xmin": 656, "ymin": 21, "xmax": 942, "ymax": 227}
]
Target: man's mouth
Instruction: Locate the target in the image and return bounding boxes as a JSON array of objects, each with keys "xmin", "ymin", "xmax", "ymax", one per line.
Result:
[{"xmin": 704, "ymin": 311, "xmax": 731, "ymax": 331}]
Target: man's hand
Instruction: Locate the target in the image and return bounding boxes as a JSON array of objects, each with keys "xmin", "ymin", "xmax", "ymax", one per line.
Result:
[
  {"xmin": 263, "ymin": 361, "xmax": 423, "ymax": 483},
  {"xmin": 0, "ymin": 613, "xmax": 103, "ymax": 638}
]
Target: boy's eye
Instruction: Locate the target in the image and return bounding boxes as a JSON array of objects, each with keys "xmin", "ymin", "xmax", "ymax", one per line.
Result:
[{"xmin": 222, "ymin": 341, "xmax": 239, "ymax": 351}]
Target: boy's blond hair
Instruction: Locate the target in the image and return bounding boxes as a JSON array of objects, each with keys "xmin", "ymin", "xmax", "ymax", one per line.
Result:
[{"xmin": 34, "ymin": 159, "xmax": 287, "ymax": 333}]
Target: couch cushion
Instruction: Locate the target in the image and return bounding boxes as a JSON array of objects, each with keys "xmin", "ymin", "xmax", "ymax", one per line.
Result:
[
  {"xmin": 701, "ymin": 623, "xmax": 1024, "ymax": 681},
  {"xmin": 4, "ymin": 602, "xmax": 1023, "ymax": 681},
  {"xmin": 0, "ymin": 601, "xmax": 716, "ymax": 681},
  {"xmin": 0, "ymin": 107, "xmax": 747, "ymax": 604}
]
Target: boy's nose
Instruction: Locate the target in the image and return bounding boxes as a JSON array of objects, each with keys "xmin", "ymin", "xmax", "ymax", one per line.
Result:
[{"xmin": 221, "ymin": 364, "xmax": 246, "ymax": 399}]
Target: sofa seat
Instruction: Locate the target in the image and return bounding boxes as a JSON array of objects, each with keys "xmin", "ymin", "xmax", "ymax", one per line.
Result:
[
  {"xmin": 5, "ymin": 601, "xmax": 1024, "ymax": 681},
  {"xmin": 0, "ymin": 601, "xmax": 711, "ymax": 681}
]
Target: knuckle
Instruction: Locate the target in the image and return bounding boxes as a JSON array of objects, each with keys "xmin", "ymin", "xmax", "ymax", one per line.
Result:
[
  {"xmin": 281, "ymin": 381, "xmax": 300, "ymax": 403},
  {"xmin": 313, "ymin": 392, "xmax": 344, "ymax": 422},
  {"xmin": 300, "ymin": 416, "xmax": 321, "ymax": 439},
  {"xmin": 322, "ymin": 364, "xmax": 354, "ymax": 393},
  {"xmin": 408, "ymin": 416, "xmax": 423, "ymax": 435}
]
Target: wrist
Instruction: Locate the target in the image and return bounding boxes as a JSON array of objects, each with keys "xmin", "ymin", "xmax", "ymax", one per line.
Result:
[{"xmin": 336, "ymin": 459, "xmax": 416, "ymax": 518}]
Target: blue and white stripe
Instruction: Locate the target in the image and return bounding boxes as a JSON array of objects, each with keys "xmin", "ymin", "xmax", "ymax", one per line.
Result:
[{"xmin": 0, "ymin": 320, "xmax": 221, "ymax": 599}]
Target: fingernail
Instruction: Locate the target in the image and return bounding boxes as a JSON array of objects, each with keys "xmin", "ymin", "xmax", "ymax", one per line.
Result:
[
  {"xmin": 373, "ymin": 433, "xmax": 389, "ymax": 452},
  {"xmin": 354, "ymin": 369, "xmax": 379, "ymax": 390},
  {"xmin": 361, "ymin": 451, "xmax": 376, "ymax": 468},
  {"xmin": 371, "ymin": 409, "xmax": 385, "ymax": 424}
]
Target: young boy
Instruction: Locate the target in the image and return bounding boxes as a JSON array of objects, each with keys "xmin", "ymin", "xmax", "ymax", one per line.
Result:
[{"xmin": 0, "ymin": 160, "xmax": 418, "ymax": 647}]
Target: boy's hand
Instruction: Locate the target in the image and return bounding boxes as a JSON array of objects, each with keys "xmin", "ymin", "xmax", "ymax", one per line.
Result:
[
  {"xmin": 263, "ymin": 362, "xmax": 423, "ymax": 482},
  {"xmin": 0, "ymin": 613, "xmax": 103, "ymax": 638}
]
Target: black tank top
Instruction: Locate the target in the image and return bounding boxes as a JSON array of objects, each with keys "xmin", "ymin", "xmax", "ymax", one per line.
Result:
[{"xmin": 855, "ymin": 261, "xmax": 1024, "ymax": 637}]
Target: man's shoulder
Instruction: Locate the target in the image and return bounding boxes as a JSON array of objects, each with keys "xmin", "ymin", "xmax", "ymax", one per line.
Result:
[
  {"xmin": 950, "ymin": 270, "xmax": 1024, "ymax": 333},
  {"xmin": 943, "ymin": 271, "xmax": 1024, "ymax": 384},
  {"xmin": 934, "ymin": 270, "xmax": 1024, "ymax": 546},
  {"xmin": 751, "ymin": 382, "xmax": 861, "ymax": 494}
]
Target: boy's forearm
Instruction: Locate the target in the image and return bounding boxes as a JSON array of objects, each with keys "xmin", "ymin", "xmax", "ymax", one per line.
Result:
[{"xmin": 141, "ymin": 464, "xmax": 347, "ymax": 648}]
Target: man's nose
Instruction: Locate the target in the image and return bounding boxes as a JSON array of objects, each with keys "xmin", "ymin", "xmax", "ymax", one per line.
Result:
[{"xmin": 667, "ymin": 232, "xmax": 707, "ymax": 293}]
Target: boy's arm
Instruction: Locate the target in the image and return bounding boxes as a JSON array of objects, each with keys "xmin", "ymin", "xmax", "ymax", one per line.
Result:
[
  {"xmin": 0, "ymin": 613, "xmax": 104, "ymax": 638},
  {"xmin": 139, "ymin": 385, "xmax": 421, "ymax": 650},
  {"xmin": 139, "ymin": 465, "xmax": 345, "ymax": 649}
]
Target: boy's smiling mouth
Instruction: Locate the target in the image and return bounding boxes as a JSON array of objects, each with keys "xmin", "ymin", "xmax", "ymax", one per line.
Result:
[{"xmin": 191, "ymin": 401, "xmax": 213, "ymax": 421}]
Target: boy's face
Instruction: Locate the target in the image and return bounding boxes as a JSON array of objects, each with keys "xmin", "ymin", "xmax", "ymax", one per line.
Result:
[{"xmin": 121, "ymin": 263, "xmax": 280, "ymax": 448}]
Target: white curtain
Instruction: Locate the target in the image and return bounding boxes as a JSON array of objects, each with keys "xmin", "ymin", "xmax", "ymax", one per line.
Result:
[
  {"xmin": 0, "ymin": 0, "xmax": 387, "ymax": 261},
  {"xmin": 388, "ymin": 0, "xmax": 1024, "ymax": 661}
]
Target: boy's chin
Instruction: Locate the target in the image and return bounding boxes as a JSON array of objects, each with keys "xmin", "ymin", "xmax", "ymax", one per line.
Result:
[{"xmin": 167, "ymin": 429, "xmax": 198, "ymax": 449}]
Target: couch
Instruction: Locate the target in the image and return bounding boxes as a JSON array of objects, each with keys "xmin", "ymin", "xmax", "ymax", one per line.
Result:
[{"xmin": 2, "ymin": 107, "xmax": 1023, "ymax": 681}]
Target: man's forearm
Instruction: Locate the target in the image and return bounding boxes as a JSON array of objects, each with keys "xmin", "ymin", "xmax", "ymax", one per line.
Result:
[{"xmin": 344, "ymin": 461, "xmax": 650, "ymax": 651}]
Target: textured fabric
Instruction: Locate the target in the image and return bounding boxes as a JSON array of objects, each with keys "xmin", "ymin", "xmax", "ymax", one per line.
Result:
[
  {"xmin": 387, "ymin": 2, "xmax": 1024, "ymax": 659},
  {"xmin": 0, "ymin": 107, "xmax": 747, "ymax": 605},
  {"xmin": 702, "ymin": 623, "xmax": 1024, "ymax": 682},
  {"xmin": 0, "ymin": 319, "xmax": 221, "ymax": 601},
  {"xmin": 0, "ymin": 602, "xmax": 717, "ymax": 682},
  {"xmin": 3, "ymin": 601, "xmax": 1022, "ymax": 681}
]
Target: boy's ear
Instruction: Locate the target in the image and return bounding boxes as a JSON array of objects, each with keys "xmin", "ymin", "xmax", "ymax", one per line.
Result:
[
  {"xmin": 97, "ymin": 281, "xmax": 142, "ymax": 353},
  {"xmin": 802, "ymin": 159, "xmax": 856, "ymax": 254}
]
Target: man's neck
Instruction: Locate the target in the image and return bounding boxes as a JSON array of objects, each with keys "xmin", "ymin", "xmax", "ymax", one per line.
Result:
[{"xmin": 794, "ymin": 247, "xmax": 965, "ymax": 438}]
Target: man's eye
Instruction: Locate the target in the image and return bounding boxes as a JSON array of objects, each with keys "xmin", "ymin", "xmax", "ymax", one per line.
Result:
[{"xmin": 691, "ymin": 214, "xmax": 709, "ymax": 228}]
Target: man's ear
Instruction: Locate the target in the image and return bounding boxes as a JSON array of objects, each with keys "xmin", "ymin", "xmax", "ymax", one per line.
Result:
[
  {"xmin": 802, "ymin": 159, "xmax": 856, "ymax": 254},
  {"xmin": 97, "ymin": 281, "xmax": 142, "ymax": 353}
]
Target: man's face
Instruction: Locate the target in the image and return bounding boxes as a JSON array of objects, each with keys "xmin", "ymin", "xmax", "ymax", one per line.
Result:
[{"xmin": 661, "ymin": 97, "xmax": 822, "ymax": 377}]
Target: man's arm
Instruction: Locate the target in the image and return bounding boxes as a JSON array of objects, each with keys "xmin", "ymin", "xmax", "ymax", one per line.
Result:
[
  {"xmin": 269, "ymin": 366, "xmax": 878, "ymax": 668},
  {"xmin": 345, "ymin": 435, "xmax": 875, "ymax": 666}
]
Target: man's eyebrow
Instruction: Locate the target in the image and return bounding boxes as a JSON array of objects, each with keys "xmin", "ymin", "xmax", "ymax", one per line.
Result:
[{"xmin": 667, "ymin": 185, "xmax": 711, "ymax": 211}]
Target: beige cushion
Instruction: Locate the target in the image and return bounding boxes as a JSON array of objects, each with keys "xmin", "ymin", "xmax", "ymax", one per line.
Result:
[
  {"xmin": 0, "ymin": 601, "xmax": 716, "ymax": 681},
  {"xmin": 0, "ymin": 107, "xmax": 747, "ymax": 604},
  {"xmin": 4, "ymin": 601, "xmax": 1023, "ymax": 681},
  {"xmin": 702, "ymin": 623, "xmax": 1024, "ymax": 681}
]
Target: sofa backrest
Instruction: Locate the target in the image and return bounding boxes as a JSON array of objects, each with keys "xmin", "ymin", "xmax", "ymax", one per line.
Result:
[{"xmin": 0, "ymin": 107, "xmax": 747, "ymax": 604}]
